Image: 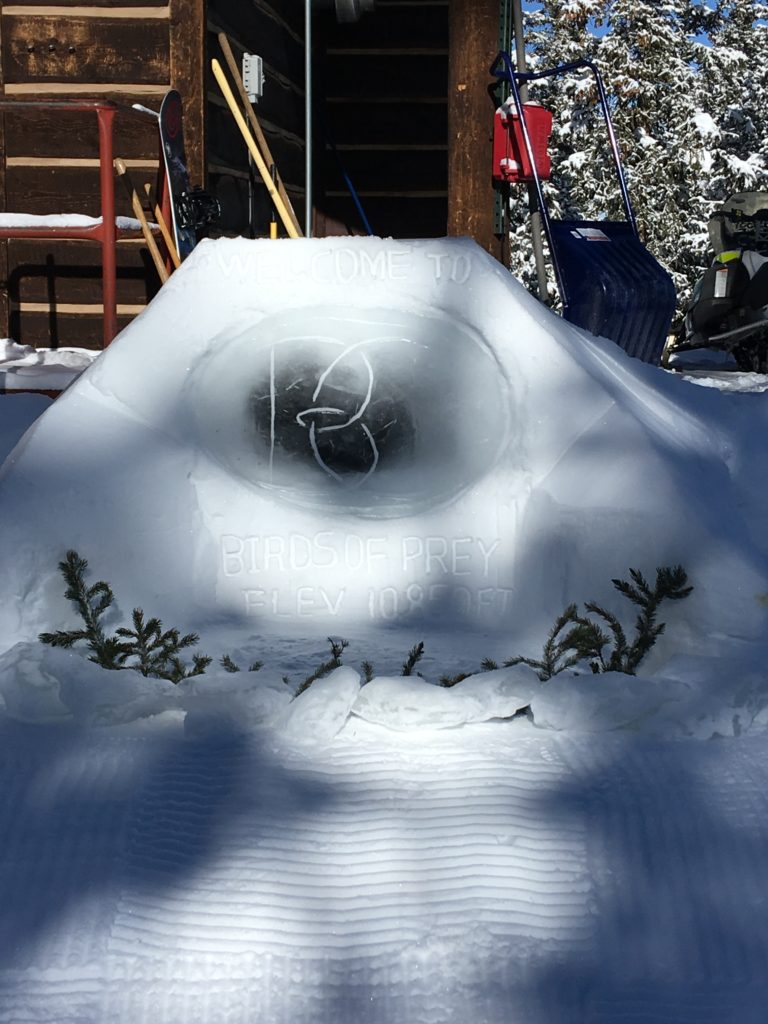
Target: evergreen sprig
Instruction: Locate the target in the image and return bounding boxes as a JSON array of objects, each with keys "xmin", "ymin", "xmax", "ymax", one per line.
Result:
[
  {"xmin": 401, "ymin": 641, "xmax": 425, "ymax": 676},
  {"xmin": 294, "ymin": 637, "xmax": 350, "ymax": 698},
  {"xmin": 438, "ymin": 671, "xmax": 471, "ymax": 687},
  {"xmin": 579, "ymin": 566, "xmax": 693, "ymax": 674},
  {"xmin": 504, "ymin": 566, "xmax": 693, "ymax": 680},
  {"xmin": 163, "ymin": 652, "xmax": 213, "ymax": 683},
  {"xmin": 39, "ymin": 550, "xmax": 211, "ymax": 683},
  {"xmin": 115, "ymin": 609, "xmax": 210, "ymax": 682},
  {"xmin": 504, "ymin": 603, "xmax": 587, "ymax": 681},
  {"xmin": 220, "ymin": 654, "xmax": 263, "ymax": 673},
  {"xmin": 39, "ymin": 550, "xmax": 126, "ymax": 670}
]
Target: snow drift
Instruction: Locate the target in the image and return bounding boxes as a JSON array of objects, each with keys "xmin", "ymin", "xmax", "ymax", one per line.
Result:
[{"xmin": 0, "ymin": 236, "xmax": 765, "ymax": 658}]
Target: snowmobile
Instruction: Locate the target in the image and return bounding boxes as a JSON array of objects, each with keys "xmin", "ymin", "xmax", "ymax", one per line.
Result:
[{"xmin": 674, "ymin": 192, "xmax": 768, "ymax": 371}]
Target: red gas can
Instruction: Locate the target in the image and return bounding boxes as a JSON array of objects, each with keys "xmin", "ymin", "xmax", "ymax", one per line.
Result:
[{"xmin": 492, "ymin": 99, "xmax": 553, "ymax": 183}]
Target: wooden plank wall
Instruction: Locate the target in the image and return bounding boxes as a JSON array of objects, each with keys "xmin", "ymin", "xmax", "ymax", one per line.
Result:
[
  {"xmin": 0, "ymin": 0, "xmax": 204, "ymax": 348},
  {"xmin": 0, "ymin": 0, "xmax": 457, "ymax": 349},
  {"xmin": 316, "ymin": 0, "xmax": 449, "ymax": 238},
  {"xmin": 206, "ymin": 0, "xmax": 305, "ymax": 236}
]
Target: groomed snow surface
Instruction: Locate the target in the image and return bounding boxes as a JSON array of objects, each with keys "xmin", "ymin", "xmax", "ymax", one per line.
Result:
[{"xmin": 2, "ymin": 237, "xmax": 768, "ymax": 1023}]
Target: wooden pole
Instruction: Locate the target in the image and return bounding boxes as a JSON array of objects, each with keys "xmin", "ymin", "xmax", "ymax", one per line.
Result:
[
  {"xmin": 114, "ymin": 159, "xmax": 169, "ymax": 284},
  {"xmin": 144, "ymin": 183, "xmax": 181, "ymax": 269},
  {"xmin": 447, "ymin": 0, "xmax": 500, "ymax": 258},
  {"xmin": 217, "ymin": 32, "xmax": 301, "ymax": 236},
  {"xmin": 211, "ymin": 59, "xmax": 302, "ymax": 239}
]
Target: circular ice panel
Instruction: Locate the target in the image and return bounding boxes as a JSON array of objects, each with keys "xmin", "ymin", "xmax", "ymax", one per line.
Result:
[{"xmin": 190, "ymin": 307, "xmax": 511, "ymax": 518}]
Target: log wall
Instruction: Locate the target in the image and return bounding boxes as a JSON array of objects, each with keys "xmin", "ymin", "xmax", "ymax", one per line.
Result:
[
  {"xmin": 206, "ymin": 0, "xmax": 305, "ymax": 236},
  {"xmin": 0, "ymin": 0, "xmax": 494, "ymax": 351},
  {"xmin": 0, "ymin": 0, "xmax": 203, "ymax": 348}
]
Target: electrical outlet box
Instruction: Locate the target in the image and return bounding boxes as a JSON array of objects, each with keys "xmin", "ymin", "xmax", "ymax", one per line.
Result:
[{"xmin": 242, "ymin": 54, "xmax": 264, "ymax": 103}]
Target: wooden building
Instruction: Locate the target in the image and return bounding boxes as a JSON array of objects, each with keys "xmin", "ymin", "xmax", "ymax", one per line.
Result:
[{"xmin": 0, "ymin": 0, "xmax": 506, "ymax": 349}]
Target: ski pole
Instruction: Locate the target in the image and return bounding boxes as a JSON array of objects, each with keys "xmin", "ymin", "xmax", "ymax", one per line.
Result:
[
  {"xmin": 114, "ymin": 158, "xmax": 169, "ymax": 283},
  {"xmin": 144, "ymin": 182, "xmax": 181, "ymax": 269},
  {"xmin": 211, "ymin": 58, "xmax": 301, "ymax": 239}
]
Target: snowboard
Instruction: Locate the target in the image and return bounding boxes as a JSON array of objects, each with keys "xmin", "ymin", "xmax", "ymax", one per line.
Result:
[{"xmin": 158, "ymin": 90, "xmax": 199, "ymax": 261}]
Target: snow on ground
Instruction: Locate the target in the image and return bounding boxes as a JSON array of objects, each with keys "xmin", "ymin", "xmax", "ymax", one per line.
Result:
[
  {"xmin": 2, "ymin": 237, "xmax": 768, "ymax": 1022},
  {"xmin": 0, "ymin": 339, "xmax": 98, "ymax": 392}
]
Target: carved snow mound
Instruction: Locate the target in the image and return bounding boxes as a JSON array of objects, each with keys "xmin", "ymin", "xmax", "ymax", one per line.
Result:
[{"xmin": 0, "ymin": 236, "xmax": 764, "ymax": 656}]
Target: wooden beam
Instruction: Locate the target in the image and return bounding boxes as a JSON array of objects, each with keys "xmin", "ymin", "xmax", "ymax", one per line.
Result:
[
  {"xmin": 170, "ymin": 0, "xmax": 205, "ymax": 186},
  {"xmin": 1, "ymin": 6, "xmax": 170, "ymax": 17},
  {"xmin": 18, "ymin": 301, "xmax": 146, "ymax": 314},
  {"xmin": 7, "ymin": 157, "xmax": 159, "ymax": 168},
  {"xmin": 446, "ymin": 0, "xmax": 500, "ymax": 258},
  {"xmin": 5, "ymin": 82, "xmax": 169, "ymax": 94},
  {"xmin": 2, "ymin": 15, "xmax": 170, "ymax": 85}
]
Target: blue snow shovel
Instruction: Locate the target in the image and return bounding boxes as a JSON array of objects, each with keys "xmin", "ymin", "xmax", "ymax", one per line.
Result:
[{"xmin": 491, "ymin": 52, "xmax": 676, "ymax": 365}]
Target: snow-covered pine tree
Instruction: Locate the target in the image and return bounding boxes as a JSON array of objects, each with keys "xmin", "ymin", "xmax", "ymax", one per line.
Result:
[
  {"xmin": 506, "ymin": 0, "xmax": 768, "ymax": 313},
  {"xmin": 693, "ymin": 1, "xmax": 768, "ymax": 209},
  {"xmin": 589, "ymin": 0, "xmax": 707, "ymax": 299}
]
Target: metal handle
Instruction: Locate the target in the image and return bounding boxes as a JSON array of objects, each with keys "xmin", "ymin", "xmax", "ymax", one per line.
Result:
[{"xmin": 490, "ymin": 51, "xmax": 638, "ymax": 235}]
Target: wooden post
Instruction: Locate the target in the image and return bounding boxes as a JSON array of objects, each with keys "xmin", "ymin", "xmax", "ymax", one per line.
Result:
[
  {"xmin": 115, "ymin": 159, "xmax": 169, "ymax": 285},
  {"xmin": 447, "ymin": 0, "xmax": 501, "ymax": 259},
  {"xmin": 170, "ymin": 0, "xmax": 206, "ymax": 187}
]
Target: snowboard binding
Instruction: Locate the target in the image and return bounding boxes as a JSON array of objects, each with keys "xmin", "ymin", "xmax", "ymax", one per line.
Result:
[{"xmin": 176, "ymin": 187, "xmax": 221, "ymax": 232}]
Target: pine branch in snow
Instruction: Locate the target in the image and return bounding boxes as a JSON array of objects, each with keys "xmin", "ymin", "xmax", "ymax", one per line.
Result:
[
  {"xmin": 115, "ymin": 609, "xmax": 209, "ymax": 682},
  {"xmin": 164, "ymin": 652, "xmax": 213, "ymax": 684},
  {"xmin": 438, "ymin": 672, "xmax": 471, "ymax": 688},
  {"xmin": 504, "ymin": 566, "xmax": 693, "ymax": 680},
  {"xmin": 505, "ymin": 603, "xmax": 586, "ymax": 680},
  {"xmin": 39, "ymin": 550, "xmax": 127, "ymax": 670},
  {"xmin": 220, "ymin": 653, "xmax": 263, "ymax": 673},
  {"xmin": 608, "ymin": 565, "xmax": 692, "ymax": 674},
  {"xmin": 401, "ymin": 641, "xmax": 425, "ymax": 676},
  {"xmin": 294, "ymin": 637, "xmax": 350, "ymax": 698},
  {"xmin": 39, "ymin": 550, "xmax": 211, "ymax": 682}
]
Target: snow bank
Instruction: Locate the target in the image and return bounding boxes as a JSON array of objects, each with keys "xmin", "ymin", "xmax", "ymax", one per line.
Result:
[
  {"xmin": 2, "ymin": 639, "xmax": 765, "ymax": 742},
  {"xmin": 0, "ymin": 641, "xmax": 294, "ymax": 732},
  {"xmin": 179, "ymin": 668, "xmax": 292, "ymax": 738},
  {"xmin": 274, "ymin": 665, "xmax": 361, "ymax": 746},
  {"xmin": 0, "ymin": 340, "xmax": 98, "ymax": 391},
  {"xmin": 0, "ymin": 641, "xmax": 170, "ymax": 725},
  {"xmin": 351, "ymin": 667, "xmax": 538, "ymax": 730},
  {"xmin": 0, "ymin": 236, "xmax": 766, "ymax": 666},
  {"xmin": 0, "ymin": 390, "xmax": 52, "ymax": 457}
]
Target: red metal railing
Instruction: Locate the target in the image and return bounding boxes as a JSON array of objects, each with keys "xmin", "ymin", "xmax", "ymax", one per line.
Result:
[{"xmin": 0, "ymin": 99, "xmax": 170, "ymax": 348}]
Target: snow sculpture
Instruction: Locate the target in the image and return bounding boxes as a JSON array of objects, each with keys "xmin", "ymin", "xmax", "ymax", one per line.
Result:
[
  {"xmin": 191, "ymin": 305, "xmax": 509, "ymax": 517},
  {"xmin": 0, "ymin": 236, "xmax": 765, "ymax": 652}
]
